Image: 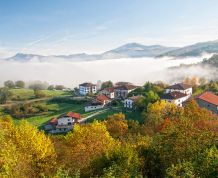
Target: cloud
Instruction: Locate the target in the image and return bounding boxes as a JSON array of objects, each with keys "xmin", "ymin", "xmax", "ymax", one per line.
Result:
[{"xmin": 0, "ymin": 55, "xmax": 216, "ymax": 88}]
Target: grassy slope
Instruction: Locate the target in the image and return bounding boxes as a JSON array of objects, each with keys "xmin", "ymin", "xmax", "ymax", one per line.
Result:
[
  {"xmin": 87, "ymin": 109, "xmax": 143, "ymax": 124},
  {"xmin": 13, "ymin": 102, "xmax": 87, "ymax": 128},
  {"xmin": 10, "ymin": 89, "xmax": 68, "ymax": 100}
]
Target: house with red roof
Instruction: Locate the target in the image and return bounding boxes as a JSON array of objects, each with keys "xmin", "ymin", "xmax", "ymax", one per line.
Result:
[
  {"xmin": 45, "ymin": 112, "xmax": 81, "ymax": 133},
  {"xmin": 196, "ymin": 92, "xmax": 218, "ymax": 115},
  {"xmin": 85, "ymin": 94, "xmax": 111, "ymax": 112}
]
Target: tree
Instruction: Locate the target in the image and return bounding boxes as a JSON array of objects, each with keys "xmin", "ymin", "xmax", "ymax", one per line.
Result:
[
  {"xmin": 29, "ymin": 81, "xmax": 49, "ymax": 90},
  {"xmin": 48, "ymin": 85, "xmax": 55, "ymax": 90},
  {"xmin": 145, "ymin": 100, "xmax": 183, "ymax": 131},
  {"xmin": 55, "ymin": 85, "xmax": 66, "ymax": 90},
  {"xmin": 0, "ymin": 118, "xmax": 56, "ymax": 177},
  {"xmin": 92, "ymin": 144, "xmax": 141, "ymax": 178},
  {"xmin": 101, "ymin": 81, "xmax": 113, "ymax": 90},
  {"xmin": 34, "ymin": 89, "xmax": 46, "ymax": 98},
  {"xmin": 59, "ymin": 122, "xmax": 117, "ymax": 176},
  {"xmin": 105, "ymin": 113, "xmax": 128, "ymax": 139},
  {"xmin": 4, "ymin": 80, "xmax": 15, "ymax": 89},
  {"xmin": 0, "ymin": 87, "xmax": 12, "ymax": 104},
  {"xmin": 15, "ymin": 80, "xmax": 25, "ymax": 88}
]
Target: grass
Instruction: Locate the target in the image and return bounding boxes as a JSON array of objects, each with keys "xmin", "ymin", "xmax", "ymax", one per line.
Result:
[
  {"xmin": 13, "ymin": 102, "xmax": 87, "ymax": 128},
  {"xmin": 10, "ymin": 88, "xmax": 69, "ymax": 101},
  {"xmin": 87, "ymin": 108, "xmax": 144, "ymax": 124}
]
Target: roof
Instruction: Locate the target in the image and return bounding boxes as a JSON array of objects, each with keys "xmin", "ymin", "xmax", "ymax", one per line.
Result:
[
  {"xmin": 66, "ymin": 112, "xmax": 81, "ymax": 119},
  {"xmin": 166, "ymin": 83, "xmax": 192, "ymax": 90},
  {"xmin": 79, "ymin": 82, "xmax": 96, "ymax": 87},
  {"xmin": 59, "ymin": 112, "xmax": 81, "ymax": 120},
  {"xmin": 96, "ymin": 94, "xmax": 110, "ymax": 103},
  {"xmin": 102, "ymin": 87, "xmax": 114, "ymax": 93},
  {"xmin": 115, "ymin": 81, "xmax": 133, "ymax": 86},
  {"xmin": 162, "ymin": 91, "xmax": 188, "ymax": 100},
  {"xmin": 49, "ymin": 118, "xmax": 58, "ymax": 125},
  {"xmin": 114, "ymin": 84, "xmax": 138, "ymax": 91},
  {"xmin": 196, "ymin": 92, "xmax": 218, "ymax": 106}
]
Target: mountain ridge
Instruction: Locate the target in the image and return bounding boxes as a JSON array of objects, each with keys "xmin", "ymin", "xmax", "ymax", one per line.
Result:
[{"xmin": 4, "ymin": 40, "xmax": 218, "ymax": 62}]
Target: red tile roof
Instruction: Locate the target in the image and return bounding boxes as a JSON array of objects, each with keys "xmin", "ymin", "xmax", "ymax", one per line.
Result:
[
  {"xmin": 196, "ymin": 92, "xmax": 218, "ymax": 106},
  {"xmin": 96, "ymin": 94, "xmax": 110, "ymax": 103},
  {"xmin": 103, "ymin": 87, "xmax": 114, "ymax": 93},
  {"xmin": 49, "ymin": 118, "xmax": 58, "ymax": 125},
  {"xmin": 66, "ymin": 112, "xmax": 81, "ymax": 120}
]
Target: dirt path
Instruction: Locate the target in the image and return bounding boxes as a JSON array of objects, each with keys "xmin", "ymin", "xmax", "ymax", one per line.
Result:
[{"xmin": 79, "ymin": 108, "xmax": 109, "ymax": 123}]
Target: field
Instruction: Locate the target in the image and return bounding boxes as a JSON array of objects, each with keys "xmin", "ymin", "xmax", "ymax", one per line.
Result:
[
  {"xmin": 1, "ymin": 89, "xmax": 144, "ymax": 129},
  {"xmin": 10, "ymin": 88, "xmax": 69, "ymax": 101},
  {"xmin": 87, "ymin": 108, "xmax": 143, "ymax": 124},
  {"xmin": 13, "ymin": 102, "xmax": 87, "ymax": 129}
]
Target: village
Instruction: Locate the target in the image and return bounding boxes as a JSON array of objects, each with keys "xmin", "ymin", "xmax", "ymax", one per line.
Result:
[{"xmin": 44, "ymin": 80, "xmax": 218, "ymax": 134}]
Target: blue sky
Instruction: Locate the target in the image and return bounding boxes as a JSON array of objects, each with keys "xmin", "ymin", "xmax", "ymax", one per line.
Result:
[{"xmin": 1, "ymin": 0, "xmax": 218, "ymax": 57}]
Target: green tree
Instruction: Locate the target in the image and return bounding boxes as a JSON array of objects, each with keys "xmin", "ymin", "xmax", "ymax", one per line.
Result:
[
  {"xmin": 92, "ymin": 144, "xmax": 141, "ymax": 178},
  {"xmin": 4, "ymin": 80, "xmax": 15, "ymax": 88},
  {"xmin": 101, "ymin": 81, "xmax": 113, "ymax": 90},
  {"xmin": 15, "ymin": 80, "xmax": 25, "ymax": 88},
  {"xmin": 0, "ymin": 87, "xmax": 12, "ymax": 104}
]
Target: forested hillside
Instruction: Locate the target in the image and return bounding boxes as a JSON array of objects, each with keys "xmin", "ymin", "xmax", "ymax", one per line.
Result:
[{"xmin": 0, "ymin": 99, "xmax": 217, "ymax": 178}]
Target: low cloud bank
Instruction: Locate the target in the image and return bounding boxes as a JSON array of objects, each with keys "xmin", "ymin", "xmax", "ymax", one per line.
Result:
[{"xmin": 0, "ymin": 54, "xmax": 216, "ymax": 87}]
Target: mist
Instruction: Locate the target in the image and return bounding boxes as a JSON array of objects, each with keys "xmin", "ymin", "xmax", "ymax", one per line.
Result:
[{"xmin": 0, "ymin": 54, "xmax": 216, "ymax": 88}]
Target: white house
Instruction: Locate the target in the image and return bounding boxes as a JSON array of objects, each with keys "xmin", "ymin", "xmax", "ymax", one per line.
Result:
[
  {"xmin": 124, "ymin": 96, "xmax": 142, "ymax": 109},
  {"xmin": 99, "ymin": 87, "xmax": 115, "ymax": 99},
  {"xmin": 165, "ymin": 83, "xmax": 192, "ymax": 96},
  {"xmin": 79, "ymin": 82, "xmax": 97, "ymax": 95},
  {"xmin": 85, "ymin": 94, "xmax": 110, "ymax": 112},
  {"xmin": 161, "ymin": 91, "xmax": 190, "ymax": 107},
  {"xmin": 49, "ymin": 112, "xmax": 81, "ymax": 133}
]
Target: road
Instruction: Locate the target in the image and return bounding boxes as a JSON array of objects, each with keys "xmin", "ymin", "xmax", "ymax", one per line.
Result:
[{"xmin": 79, "ymin": 108, "xmax": 109, "ymax": 123}]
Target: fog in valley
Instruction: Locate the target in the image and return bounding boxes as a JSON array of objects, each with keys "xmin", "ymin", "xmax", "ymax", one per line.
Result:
[{"xmin": 0, "ymin": 54, "xmax": 216, "ymax": 87}]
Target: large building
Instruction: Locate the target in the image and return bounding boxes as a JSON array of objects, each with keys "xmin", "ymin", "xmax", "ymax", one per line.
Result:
[
  {"xmin": 124, "ymin": 95, "xmax": 142, "ymax": 109},
  {"xmin": 162, "ymin": 83, "xmax": 193, "ymax": 106},
  {"xmin": 165, "ymin": 83, "xmax": 192, "ymax": 96},
  {"xmin": 99, "ymin": 87, "xmax": 115, "ymax": 99},
  {"xmin": 161, "ymin": 91, "xmax": 190, "ymax": 107},
  {"xmin": 114, "ymin": 84, "xmax": 138, "ymax": 99},
  {"xmin": 79, "ymin": 82, "xmax": 97, "ymax": 95},
  {"xmin": 195, "ymin": 92, "xmax": 218, "ymax": 115}
]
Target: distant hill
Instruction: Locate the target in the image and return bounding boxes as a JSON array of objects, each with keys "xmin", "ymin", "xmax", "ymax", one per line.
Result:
[
  {"xmin": 4, "ymin": 40, "xmax": 218, "ymax": 62},
  {"xmin": 4, "ymin": 43, "xmax": 177, "ymax": 62},
  {"xmin": 101, "ymin": 43, "xmax": 177, "ymax": 58},
  {"xmin": 158, "ymin": 40, "xmax": 218, "ymax": 58}
]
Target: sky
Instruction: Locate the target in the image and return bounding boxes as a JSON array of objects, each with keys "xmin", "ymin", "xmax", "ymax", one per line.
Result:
[{"xmin": 1, "ymin": 0, "xmax": 218, "ymax": 57}]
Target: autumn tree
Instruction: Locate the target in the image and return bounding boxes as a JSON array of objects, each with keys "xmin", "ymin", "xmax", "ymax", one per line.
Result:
[
  {"xmin": 105, "ymin": 113, "xmax": 128, "ymax": 139},
  {"xmin": 0, "ymin": 118, "xmax": 56, "ymax": 177},
  {"xmin": 60, "ymin": 122, "xmax": 117, "ymax": 177},
  {"xmin": 92, "ymin": 144, "xmax": 141, "ymax": 178}
]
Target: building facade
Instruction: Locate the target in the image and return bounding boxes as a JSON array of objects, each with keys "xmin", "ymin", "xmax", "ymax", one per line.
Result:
[{"xmin": 79, "ymin": 82, "xmax": 97, "ymax": 95}]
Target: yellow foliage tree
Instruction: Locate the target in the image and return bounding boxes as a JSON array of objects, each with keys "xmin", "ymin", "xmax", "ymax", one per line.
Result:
[
  {"xmin": 105, "ymin": 113, "xmax": 128, "ymax": 139},
  {"xmin": 0, "ymin": 117, "xmax": 56, "ymax": 178},
  {"xmin": 62, "ymin": 122, "xmax": 117, "ymax": 177}
]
